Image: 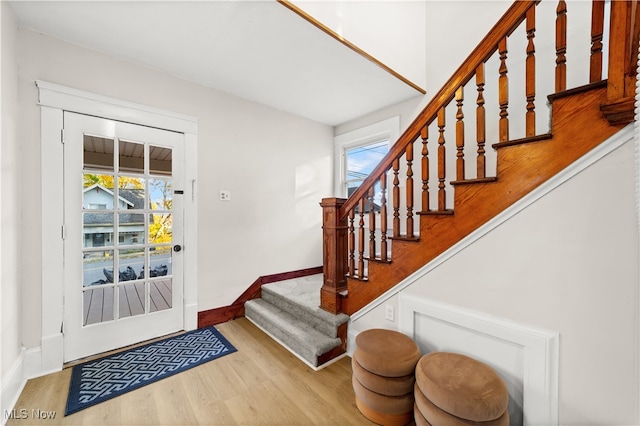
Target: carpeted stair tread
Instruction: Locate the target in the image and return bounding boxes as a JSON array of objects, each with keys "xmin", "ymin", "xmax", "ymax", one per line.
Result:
[
  {"xmin": 260, "ymin": 274, "xmax": 349, "ymax": 338},
  {"xmin": 245, "ymin": 297, "xmax": 342, "ymax": 367}
]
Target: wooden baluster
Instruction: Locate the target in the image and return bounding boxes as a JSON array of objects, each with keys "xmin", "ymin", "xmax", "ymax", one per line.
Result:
[
  {"xmin": 455, "ymin": 86, "xmax": 465, "ymax": 180},
  {"xmin": 476, "ymin": 64, "xmax": 486, "ymax": 179},
  {"xmin": 379, "ymin": 173, "xmax": 388, "ymax": 262},
  {"xmin": 555, "ymin": 0, "xmax": 567, "ymax": 92},
  {"xmin": 368, "ymin": 187, "xmax": 376, "ymax": 260},
  {"xmin": 526, "ymin": 6, "xmax": 536, "ymax": 137},
  {"xmin": 421, "ymin": 125, "xmax": 430, "ymax": 212},
  {"xmin": 358, "ymin": 198, "xmax": 365, "ymax": 278},
  {"xmin": 348, "ymin": 209, "xmax": 355, "ymax": 277},
  {"xmin": 437, "ymin": 107, "xmax": 447, "ymax": 211},
  {"xmin": 590, "ymin": 0, "xmax": 605, "ymax": 83},
  {"xmin": 405, "ymin": 142, "xmax": 414, "ymax": 237},
  {"xmin": 498, "ymin": 37, "xmax": 509, "ymax": 143},
  {"xmin": 392, "ymin": 159, "xmax": 400, "ymax": 237}
]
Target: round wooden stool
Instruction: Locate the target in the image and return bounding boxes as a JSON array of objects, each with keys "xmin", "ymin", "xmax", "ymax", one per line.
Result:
[
  {"xmin": 414, "ymin": 352, "xmax": 509, "ymax": 425},
  {"xmin": 352, "ymin": 329, "xmax": 421, "ymax": 426}
]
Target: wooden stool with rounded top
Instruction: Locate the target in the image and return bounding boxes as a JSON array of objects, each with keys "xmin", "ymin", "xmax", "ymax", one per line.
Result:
[
  {"xmin": 414, "ymin": 352, "xmax": 509, "ymax": 426},
  {"xmin": 352, "ymin": 329, "xmax": 421, "ymax": 426}
]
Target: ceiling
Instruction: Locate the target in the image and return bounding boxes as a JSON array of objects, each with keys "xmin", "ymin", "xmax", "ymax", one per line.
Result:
[{"xmin": 9, "ymin": 0, "xmax": 424, "ymax": 126}]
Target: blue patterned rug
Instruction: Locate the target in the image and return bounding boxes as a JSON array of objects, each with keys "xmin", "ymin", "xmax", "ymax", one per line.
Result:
[{"xmin": 65, "ymin": 327, "xmax": 237, "ymax": 416}]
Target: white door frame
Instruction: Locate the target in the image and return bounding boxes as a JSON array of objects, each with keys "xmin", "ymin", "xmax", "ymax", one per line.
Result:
[{"xmin": 37, "ymin": 80, "xmax": 198, "ymax": 372}]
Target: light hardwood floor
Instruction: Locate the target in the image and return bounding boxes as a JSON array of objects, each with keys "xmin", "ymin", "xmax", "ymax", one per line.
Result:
[{"xmin": 7, "ymin": 318, "xmax": 375, "ymax": 425}]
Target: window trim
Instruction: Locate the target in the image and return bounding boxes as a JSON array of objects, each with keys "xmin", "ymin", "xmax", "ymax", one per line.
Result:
[{"xmin": 334, "ymin": 116, "xmax": 400, "ymax": 197}]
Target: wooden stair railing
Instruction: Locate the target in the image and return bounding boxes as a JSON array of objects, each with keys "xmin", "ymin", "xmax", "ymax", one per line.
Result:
[{"xmin": 320, "ymin": 0, "xmax": 639, "ymax": 315}]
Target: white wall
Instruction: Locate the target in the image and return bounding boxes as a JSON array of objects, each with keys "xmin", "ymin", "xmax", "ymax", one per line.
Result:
[
  {"xmin": 291, "ymin": 0, "xmax": 427, "ymax": 91},
  {"xmin": 335, "ymin": 94, "xmax": 426, "ymax": 138},
  {"xmin": 292, "ymin": 1, "xmax": 508, "ymax": 122},
  {"xmin": 1, "ymin": 0, "xmax": 23, "ymax": 416},
  {"xmin": 16, "ymin": 28, "xmax": 334, "ymax": 349},
  {"xmin": 424, "ymin": 1, "xmax": 510, "ymax": 95},
  {"xmin": 349, "ymin": 133, "xmax": 640, "ymax": 424}
]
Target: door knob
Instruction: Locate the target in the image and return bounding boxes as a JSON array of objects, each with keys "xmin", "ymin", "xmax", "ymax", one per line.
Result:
[{"xmin": 173, "ymin": 245, "xmax": 182, "ymax": 252}]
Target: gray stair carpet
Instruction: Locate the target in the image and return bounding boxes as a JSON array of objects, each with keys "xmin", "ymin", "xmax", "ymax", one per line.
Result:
[{"xmin": 245, "ymin": 274, "xmax": 349, "ymax": 368}]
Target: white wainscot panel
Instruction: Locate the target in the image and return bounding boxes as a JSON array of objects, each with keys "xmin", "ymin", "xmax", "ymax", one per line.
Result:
[{"xmin": 399, "ymin": 294, "xmax": 559, "ymax": 426}]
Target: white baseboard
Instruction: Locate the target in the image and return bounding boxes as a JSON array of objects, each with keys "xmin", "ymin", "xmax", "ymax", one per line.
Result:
[
  {"xmin": 23, "ymin": 347, "xmax": 41, "ymax": 380},
  {"xmin": 41, "ymin": 333, "xmax": 63, "ymax": 373},
  {"xmin": 0, "ymin": 344, "xmax": 62, "ymax": 425},
  {"xmin": 184, "ymin": 302, "xmax": 198, "ymax": 331},
  {"xmin": 346, "ymin": 326, "xmax": 357, "ymax": 356},
  {"xmin": 1, "ymin": 349, "xmax": 27, "ymax": 426}
]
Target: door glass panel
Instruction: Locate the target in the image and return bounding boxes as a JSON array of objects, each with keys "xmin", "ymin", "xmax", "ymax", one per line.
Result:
[
  {"xmin": 150, "ymin": 279, "xmax": 172, "ymax": 313},
  {"xmin": 118, "ymin": 282, "xmax": 146, "ymax": 319},
  {"xmin": 117, "ymin": 176, "xmax": 145, "ymax": 210},
  {"xmin": 118, "ymin": 211, "xmax": 145, "ymax": 245},
  {"xmin": 149, "ymin": 178, "xmax": 172, "ymax": 211},
  {"xmin": 119, "ymin": 140, "xmax": 144, "ymax": 174},
  {"xmin": 118, "ymin": 248, "xmax": 144, "ymax": 282},
  {"xmin": 83, "ymin": 213, "xmax": 114, "ymax": 248},
  {"xmin": 150, "ymin": 246, "xmax": 172, "ymax": 276},
  {"xmin": 149, "ymin": 213, "xmax": 172, "ymax": 244},
  {"xmin": 84, "ymin": 136, "xmax": 114, "ymax": 170},
  {"xmin": 83, "ymin": 250, "xmax": 114, "ymax": 287},
  {"xmin": 83, "ymin": 173, "xmax": 115, "ymax": 209},
  {"xmin": 150, "ymin": 145, "xmax": 172, "ymax": 176},
  {"xmin": 80, "ymin": 133, "xmax": 176, "ymax": 327},
  {"xmin": 83, "ymin": 287, "xmax": 114, "ymax": 326}
]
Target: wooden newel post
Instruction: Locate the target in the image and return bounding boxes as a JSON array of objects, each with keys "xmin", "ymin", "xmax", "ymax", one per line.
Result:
[
  {"xmin": 601, "ymin": 0, "xmax": 640, "ymax": 124},
  {"xmin": 320, "ymin": 198, "xmax": 348, "ymax": 314}
]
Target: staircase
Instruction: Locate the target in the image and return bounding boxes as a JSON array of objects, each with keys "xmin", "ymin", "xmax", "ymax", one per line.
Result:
[
  {"xmin": 319, "ymin": 0, "xmax": 639, "ymax": 316},
  {"xmin": 245, "ymin": 274, "xmax": 349, "ymax": 369},
  {"xmin": 244, "ymin": 0, "xmax": 638, "ymax": 368}
]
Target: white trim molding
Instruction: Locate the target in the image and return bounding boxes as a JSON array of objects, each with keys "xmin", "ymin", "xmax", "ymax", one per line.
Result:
[
  {"xmin": 36, "ymin": 81, "xmax": 197, "ymax": 134},
  {"xmin": 36, "ymin": 80, "xmax": 198, "ymax": 373},
  {"xmin": 399, "ymin": 294, "xmax": 559, "ymax": 426},
  {"xmin": 0, "ymin": 347, "xmax": 57, "ymax": 425},
  {"xmin": 1, "ymin": 349, "xmax": 26, "ymax": 426}
]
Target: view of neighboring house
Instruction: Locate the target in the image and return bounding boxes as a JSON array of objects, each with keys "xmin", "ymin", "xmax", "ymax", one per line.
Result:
[{"xmin": 82, "ymin": 184, "xmax": 145, "ymax": 248}]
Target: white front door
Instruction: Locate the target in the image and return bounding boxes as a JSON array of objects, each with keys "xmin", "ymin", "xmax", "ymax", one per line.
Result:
[{"xmin": 63, "ymin": 112, "xmax": 185, "ymax": 362}]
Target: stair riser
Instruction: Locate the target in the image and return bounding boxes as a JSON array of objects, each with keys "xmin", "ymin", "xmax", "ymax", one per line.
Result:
[
  {"xmin": 261, "ymin": 287, "xmax": 340, "ymax": 337},
  {"xmin": 245, "ymin": 298, "xmax": 344, "ymax": 367},
  {"xmin": 245, "ymin": 303, "xmax": 319, "ymax": 366}
]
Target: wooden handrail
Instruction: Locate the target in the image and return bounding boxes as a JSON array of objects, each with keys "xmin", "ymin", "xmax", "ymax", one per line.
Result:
[
  {"xmin": 339, "ymin": 0, "xmax": 538, "ymax": 218},
  {"xmin": 320, "ymin": 0, "xmax": 639, "ymax": 314}
]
